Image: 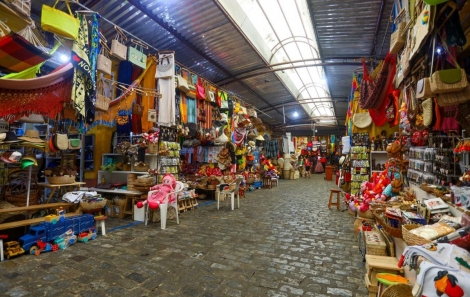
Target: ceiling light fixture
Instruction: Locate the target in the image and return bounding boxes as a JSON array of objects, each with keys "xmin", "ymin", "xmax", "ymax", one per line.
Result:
[
  {"xmin": 59, "ymin": 54, "xmax": 69, "ymax": 62},
  {"xmin": 293, "ymin": 111, "xmax": 298, "ymax": 118}
]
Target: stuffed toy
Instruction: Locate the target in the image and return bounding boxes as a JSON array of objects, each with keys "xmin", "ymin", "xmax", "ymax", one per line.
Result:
[{"xmin": 137, "ymin": 173, "xmax": 177, "ymax": 210}]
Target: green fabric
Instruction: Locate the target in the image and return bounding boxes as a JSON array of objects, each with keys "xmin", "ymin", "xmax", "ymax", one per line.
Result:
[{"xmin": 438, "ymin": 68, "xmax": 462, "ymax": 84}]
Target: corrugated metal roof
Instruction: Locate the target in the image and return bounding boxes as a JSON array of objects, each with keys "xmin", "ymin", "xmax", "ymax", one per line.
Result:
[{"xmin": 30, "ymin": 0, "xmax": 395, "ymax": 132}]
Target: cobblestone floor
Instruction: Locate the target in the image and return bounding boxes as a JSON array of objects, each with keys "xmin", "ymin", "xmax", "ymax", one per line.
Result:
[{"xmin": 0, "ymin": 175, "xmax": 367, "ymax": 297}]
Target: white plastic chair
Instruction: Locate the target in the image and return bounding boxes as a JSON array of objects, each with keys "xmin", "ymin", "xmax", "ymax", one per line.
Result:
[
  {"xmin": 145, "ymin": 181, "xmax": 185, "ymax": 229},
  {"xmin": 217, "ymin": 177, "xmax": 243, "ymax": 210}
]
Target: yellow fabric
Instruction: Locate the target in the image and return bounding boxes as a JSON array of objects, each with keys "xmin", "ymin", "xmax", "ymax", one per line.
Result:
[
  {"xmin": 350, "ymin": 98, "xmax": 398, "ymax": 138},
  {"xmin": 94, "ymin": 57, "xmax": 156, "ymax": 125},
  {"xmin": 141, "ymin": 57, "xmax": 157, "ymax": 132}
]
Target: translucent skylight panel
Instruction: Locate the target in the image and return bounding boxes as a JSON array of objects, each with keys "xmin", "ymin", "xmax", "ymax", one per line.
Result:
[
  {"xmin": 283, "ymin": 42, "xmax": 302, "ymax": 61},
  {"xmin": 297, "ymin": 42, "xmax": 315, "ymax": 60},
  {"xmin": 258, "ymin": 1, "xmax": 291, "ymax": 42},
  {"xmin": 279, "ymin": 1, "xmax": 305, "ymax": 37}
]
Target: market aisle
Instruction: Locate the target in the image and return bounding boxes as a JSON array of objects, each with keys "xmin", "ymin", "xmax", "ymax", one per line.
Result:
[{"xmin": 0, "ymin": 176, "xmax": 367, "ymax": 297}]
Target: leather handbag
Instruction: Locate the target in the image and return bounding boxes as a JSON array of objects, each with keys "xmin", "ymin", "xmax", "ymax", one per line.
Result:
[
  {"xmin": 41, "ymin": 0, "xmax": 79, "ymax": 40},
  {"xmin": 97, "ymin": 41, "xmax": 112, "ymax": 75},
  {"xmin": 68, "ymin": 138, "xmax": 81, "ymax": 150},
  {"xmin": 128, "ymin": 40, "xmax": 147, "ymax": 69},
  {"xmin": 55, "ymin": 133, "xmax": 68, "ymax": 150},
  {"xmin": 111, "ymin": 26, "xmax": 127, "ymax": 60}
]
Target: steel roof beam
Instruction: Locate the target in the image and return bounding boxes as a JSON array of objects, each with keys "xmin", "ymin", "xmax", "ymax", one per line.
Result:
[{"xmin": 126, "ymin": 0, "xmax": 291, "ymax": 122}]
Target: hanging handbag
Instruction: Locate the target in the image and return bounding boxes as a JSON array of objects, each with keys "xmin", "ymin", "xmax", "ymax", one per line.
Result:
[
  {"xmin": 407, "ymin": 88, "xmax": 418, "ymax": 122},
  {"xmin": 410, "ymin": 3, "xmax": 436, "ymax": 61},
  {"xmin": 54, "ymin": 133, "xmax": 68, "ymax": 150},
  {"xmin": 127, "ymin": 39, "xmax": 147, "ymax": 69},
  {"xmin": 95, "ymin": 80, "xmax": 111, "ymax": 112},
  {"xmin": 421, "ymin": 98, "xmax": 433, "ymax": 127},
  {"xmin": 5, "ymin": 0, "xmax": 31, "ymax": 17},
  {"xmin": 41, "ymin": 0, "xmax": 79, "ymax": 40},
  {"xmin": 436, "ymin": 83, "xmax": 470, "ymax": 107},
  {"xmin": 196, "ymin": 77, "xmax": 206, "ymax": 101},
  {"xmin": 352, "ymin": 100, "xmax": 372, "ymax": 129},
  {"xmin": 219, "ymin": 90, "xmax": 228, "ymax": 109},
  {"xmin": 177, "ymin": 68, "xmax": 190, "ymax": 93},
  {"xmin": 68, "ymin": 138, "xmax": 81, "ymax": 150},
  {"xmin": 132, "ymin": 100, "xmax": 144, "ymax": 116},
  {"xmin": 155, "ymin": 52, "xmax": 175, "ymax": 79},
  {"xmin": 97, "ymin": 40, "xmax": 112, "ymax": 75},
  {"xmin": 390, "ymin": 21, "xmax": 406, "ymax": 54},
  {"xmin": 111, "ymin": 26, "xmax": 127, "ymax": 60},
  {"xmin": 430, "ymin": 37, "xmax": 468, "ymax": 94}
]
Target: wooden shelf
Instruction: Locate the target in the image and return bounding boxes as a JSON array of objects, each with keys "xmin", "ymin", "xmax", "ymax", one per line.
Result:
[{"xmin": 98, "ymin": 170, "xmax": 148, "ymax": 174}]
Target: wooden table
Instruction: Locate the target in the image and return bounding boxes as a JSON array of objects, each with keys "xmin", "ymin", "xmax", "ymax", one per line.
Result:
[
  {"xmin": 0, "ymin": 213, "xmax": 81, "ymax": 231},
  {"xmin": 38, "ymin": 182, "xmax": 86, "ymax": 203}
]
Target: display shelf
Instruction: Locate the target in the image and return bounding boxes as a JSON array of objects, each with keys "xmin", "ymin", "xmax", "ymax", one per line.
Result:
[{"xmin": 98, "ymin": 170, "xmax": 149, "ymax": 174}]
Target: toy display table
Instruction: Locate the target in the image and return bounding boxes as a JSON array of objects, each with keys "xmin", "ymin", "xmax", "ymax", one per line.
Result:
[{"xmin": 38, "ymin": 182, "xmax": 86, "ymax": 203}]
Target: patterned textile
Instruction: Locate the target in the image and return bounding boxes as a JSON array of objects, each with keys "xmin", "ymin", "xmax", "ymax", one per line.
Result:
[
  {"xmin": 71, "ymin": 15, "xmax": 90, "ymax": 118},
  {"xmin": 0, "ymin": 32, "xmax": 50, "ymax": 73},
  {"xmin": 265, "ymin": 140, "xmax": 279, "ymax": 159}
]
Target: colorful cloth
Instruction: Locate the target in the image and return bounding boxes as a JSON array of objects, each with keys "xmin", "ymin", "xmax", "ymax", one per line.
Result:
[
  {"xmin": 71, "ymin": 15, "xmax": 90, "ymax": 118},
  {"xmin": 0, "ymin": 32, "xmax": 51, "ymax": 73}
]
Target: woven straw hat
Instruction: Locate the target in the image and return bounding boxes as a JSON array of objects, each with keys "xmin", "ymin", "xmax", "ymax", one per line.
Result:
[{"xmin": 18, "ymin": 130, "xmax": 45, "ymax": 143}]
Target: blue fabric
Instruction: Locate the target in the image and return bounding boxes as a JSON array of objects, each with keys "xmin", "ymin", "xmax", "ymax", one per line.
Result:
[
  {"xmin": 117, "ymin": 61, "xmax": 133, "ymax": 97},
  {"xmin": 187, "ymin": 98, "xmax": 196, "ymax": 123}
]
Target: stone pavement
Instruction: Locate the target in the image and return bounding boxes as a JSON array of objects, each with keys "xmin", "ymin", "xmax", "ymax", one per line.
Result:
[{"xmin": 0, "ymin": 175, "xmax": 368, "ymax": 297}]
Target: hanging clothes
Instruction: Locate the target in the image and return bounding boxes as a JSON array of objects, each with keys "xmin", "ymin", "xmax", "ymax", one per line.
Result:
[
  {"xmin": 141, "ymin": 57, "xmax": 157, "ymax": 132},
  {"xmin": 187, "ymin": 98, "xmax": 196, "ymax": 123},
  {"xmin": 157, "ymin": 77, "xmax": 176, "ymax": 126},
  {"xmin": 71, "ymin": 15, "xmax": 90, "ymax": 118}
]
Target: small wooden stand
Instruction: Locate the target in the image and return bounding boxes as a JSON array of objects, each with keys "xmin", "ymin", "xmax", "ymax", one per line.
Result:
[{"xmin": 364, "ymin": 255, "xmax": 404, "ymax": 297}]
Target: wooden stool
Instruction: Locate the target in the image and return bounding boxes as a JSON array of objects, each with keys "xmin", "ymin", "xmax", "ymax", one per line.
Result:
[
  {"xmin": 328, "ymin": 188, "xmax": 341, "ymax": 210},
  {"xmin": 94, "ymin": 216, "xmax": 107, "ymax": 236},
  {"xmin": 365, "ymin": 255, "xmax": 404, "ymax": 297},
  {"xmin": 271, "ymin": 178, "xmax": 278, "ymax": 188},
  {"xmin": 263, "ymin": 177, "xmax": 271, "ymax": 189},
  {"xmin": 0, "ymin": 234, "xmax": 7, "ymax": 262}
]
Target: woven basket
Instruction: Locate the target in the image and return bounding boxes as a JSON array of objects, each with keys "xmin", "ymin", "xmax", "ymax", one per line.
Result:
[
  {"xmin": 358, "ymin": 209, "xmax": 374, "ymax": 219},
  {"xmin": 436, "ymin": 84, "xmax": 470, "ymax": 107},
  {"xmin": 402, "ymin": 224, "xmax": 432, "ymax": 246},
  {"xmin": 5, "ymin": 190, "xmax": 40, "ymax": 207},
  {"xmin": 347, "ymin": 208, "xmax": 356, "ymax": 216},
  {"xmin": 113, "ymin": 198, "xmax": 126, "ymax": 206},
  {"xmin": 147, "ymin": 143, "xmax": 157, "ymax": 154},
  {"xmin": 48, "ymin": 175, "xmax": 76, "ymax": 184},
  {"xmin": 135, "ymin": 176, "xmax": 155, "ymax": 185},
  {"xmin": 80, "ymin": 199, "xmax": 107, "ymax": 211},
  {"xmin": 364, "ymin": 230, "xmax": 387, "ymax": 256},
  {"xmin": 381, "ymin": 284, "xmax": 413, "ymax": 297},
  {"xmin": 134, "ymin": 164, "xmax": 149, "ymax": 172},
  {"xmin": 95, "ymin": 94, "xmax": 110, "ymax": 112},
  {"xmin": 390, "ymin": 22, "xmax": 406, "ymax": 54},
  {"xmin": 431, "ymin": 69, "xmax": 468, "ymax": 94},
  {"xmin": 373, "ymin": 209, "xmax": 403, "ymax": 238}
]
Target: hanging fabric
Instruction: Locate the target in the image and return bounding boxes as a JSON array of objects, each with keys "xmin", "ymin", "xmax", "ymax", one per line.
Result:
[
  {"xmin": 157, "ymin": 76, "xmax": 176, "ymax": 126},
  {"xmin": 71, "ymin": 14, "xmax": 90, "ymax": 118},
  {"xmin": 141, "ymin": 56, "xmax": 157, "ymax": 132}
]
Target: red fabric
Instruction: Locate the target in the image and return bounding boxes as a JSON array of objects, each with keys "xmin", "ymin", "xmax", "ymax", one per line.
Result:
[
  {"xmin": 0, "ymin": 32, "xmax": 51, "ymax": 73},
  {"xmin": 433, "ymin": 98, "xmax": 441, "ymax": 131}
]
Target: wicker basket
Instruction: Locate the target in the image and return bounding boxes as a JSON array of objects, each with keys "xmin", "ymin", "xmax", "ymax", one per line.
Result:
[
  {"xmin": 347, "ymin": 208, "xmax": 356, "ymax": 216},
  {"xmin": 364, "ymin": 230, "xmax": 387, "ymax": 256},
  {"xmin": 402, "ymin": 224, "xmax": 432, "ymax": 246},
  {"xmin": 375, "ymin": 225, "xmax": 396, "ymax": 257},
  {"xmin": 389, "ymin": 22, "xmax": 406, "ymax": 54},
  {"xmin": 136, "ymin": 176, "xmax": 155, "ymax": 185},
  {"xmin": 5, "ymin": 190, "xmax": 40, "ymax": 207},
  {"xmin": 95, "ymin": 94, "xmax": 110, "ymax": 112},
  {"xmin": 358, "ymin": 209, "xmax": 374, "ymax": 219},
  {"xmin": 134, "ymin": 164, "xmax": 149, "ymax": 172},
  {"xmin": 47, "ymin": 175, "xmax": 76, "ymax": 185},
  {"xmin": 113, "ymin": 198, "xmax": 126, "ymax": 206},
  {"xmin": 147, "ymin": 143, "xmax": 157, "ymax": 154},
  {"xmin": 80, "ymin": 198, "xmax": 108, "ymax": 211},
  {"xmin": 381, "ymin": 284, "xmax": 413, "ymax": 297},
  {"xmin": 373, "ymin": 209, "xmax": 403, "ymax": 238}
]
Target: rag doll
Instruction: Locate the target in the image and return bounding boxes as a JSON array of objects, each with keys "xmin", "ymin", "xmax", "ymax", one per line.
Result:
[{"xmin": 137, "ymin": 174, "xmax": 176, "ymax": 210}]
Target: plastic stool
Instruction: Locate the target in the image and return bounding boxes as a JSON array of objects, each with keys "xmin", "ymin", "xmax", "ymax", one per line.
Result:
[
  {"xmin": 94, "ymin": 216, "xmax": 107, "ymax": 236},
  {"xmin": 328, "ymin": 188, "xmax": 341, "ymax": 210},
  {"xmin": 0, "ymin": 234, "xmax": 7, "ymax": 262}
]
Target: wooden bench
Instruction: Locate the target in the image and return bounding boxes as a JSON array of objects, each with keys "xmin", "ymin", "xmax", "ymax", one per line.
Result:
[
  {"xmin": 0, "ymin": 203, "xmax": 75, "ymax": 214},
  {"xmin": 0, "ymin": 213, "xmax": 82, "ymax": 231}
]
